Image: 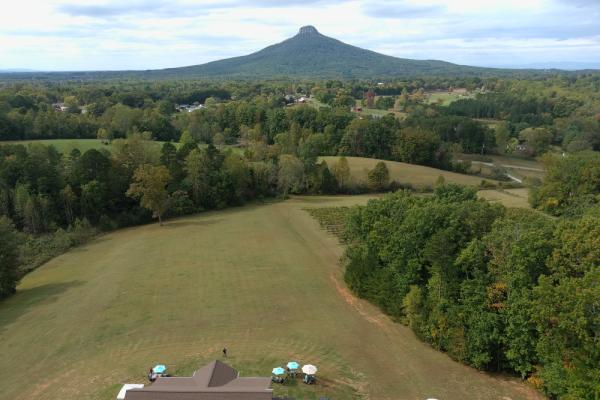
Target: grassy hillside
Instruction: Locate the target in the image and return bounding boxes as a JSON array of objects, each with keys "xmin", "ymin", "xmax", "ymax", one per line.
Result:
[
  {"xmin": 0, "ymin": 196, "xmax": 542, "ymax": 400},
  {"xmin": 320, "ymin": 155, "xmax": 495, "ymax": 188}
]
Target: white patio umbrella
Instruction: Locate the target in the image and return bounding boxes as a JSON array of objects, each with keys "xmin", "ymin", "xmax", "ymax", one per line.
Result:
[{"xmin": 301, "ymin": 364, "xmax": 317, "ymax": 375}]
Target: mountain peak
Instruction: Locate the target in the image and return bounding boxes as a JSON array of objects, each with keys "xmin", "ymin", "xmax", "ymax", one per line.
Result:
[
  {"xmin": 169, "ymin": 24, "xmax": 485, "ymax": 79},
  {"xmin": 297, "ymin": 25, "xmax": 319, "ymax": 36}
]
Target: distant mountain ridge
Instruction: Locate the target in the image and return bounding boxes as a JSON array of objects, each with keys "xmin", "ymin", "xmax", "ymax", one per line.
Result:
[
  {"xmin": 160, "ymin": 25, "xmax": 494, "ymax": 79},
  {"xmin": 0, "ymin": 68, "xmax": 39, "ymax": 73},
  {"xmin": 1, "ymin": 26, "xmax": 595, "ymax": 80}
]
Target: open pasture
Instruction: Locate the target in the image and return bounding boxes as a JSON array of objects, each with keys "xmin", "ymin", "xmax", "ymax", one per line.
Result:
[
  {"xmin": 425, "ymin": 91, "xmax": 473, "ymax": 106},
  {"xmin": 320, "ymin": 155, "xmax": 496, "ymax": 189}
]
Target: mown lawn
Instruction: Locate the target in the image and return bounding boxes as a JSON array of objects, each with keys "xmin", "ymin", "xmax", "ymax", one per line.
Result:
[{"xmin": 0, "ymin": 196, "xmax": 542, "ymax": 400}]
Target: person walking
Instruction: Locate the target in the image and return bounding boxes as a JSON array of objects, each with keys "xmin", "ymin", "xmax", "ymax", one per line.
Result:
[{"xmin": 222, "ymin": 347, "xmax": 227, "ymax": 358}]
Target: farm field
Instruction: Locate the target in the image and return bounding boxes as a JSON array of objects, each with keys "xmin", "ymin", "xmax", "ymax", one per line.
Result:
[
  {"xmin": 0, "ymin": 196, "xmax": 543, "ymax": 400},
  {"xmin": 425, "ymin": 91, "xmax": 473, "ymax": 106},
  {"xmin": 320, "ymin": 155, "xmax": 496, "ymax": 188}
]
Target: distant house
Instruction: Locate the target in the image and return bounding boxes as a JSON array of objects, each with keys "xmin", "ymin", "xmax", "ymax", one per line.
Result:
[
  {"xmin": 177, "ymin": 103, "xmax": 206, "ymax": 113},
  {"xmin": 52, "ymin": 102, "xmax": 69, "ymax": 112},
  {"xmin": 124, "ymin": 360, "xmax": 273, "ymax": 400}
]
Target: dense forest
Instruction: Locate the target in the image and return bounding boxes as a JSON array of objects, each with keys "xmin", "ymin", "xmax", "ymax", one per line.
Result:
[
  {"xmin": 1, "ymin": 75, "xmax": 599, "ymax": 163},
  {"xmin": 343, "ymin": 152, "xmax": 600, "ymax": 398}
]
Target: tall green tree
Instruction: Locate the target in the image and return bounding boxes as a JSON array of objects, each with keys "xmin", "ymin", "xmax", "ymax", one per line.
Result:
[
  {"xmin": 367, "ymin": 161, "xmax": 390, "ymax": 191},
  {"xmin": 331, "ymin": 156, "xmax": 351, "ymax": 190},
  {"xmin": 277, "ymin": 154, "xmax": 304, "ymax": 197},
  {"xmin": 0, "ymin": 217, "xmax": 20, "ymax": 299},
  {"xmin": 126, "ymin": 165, "xmax": 171, "ymax": 225}
]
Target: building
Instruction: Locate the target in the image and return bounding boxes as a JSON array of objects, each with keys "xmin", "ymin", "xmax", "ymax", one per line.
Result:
[
  {"xmin": 52, "ymin": 102, "xmax": 69, "ymax": 112},
  {"xmin": 124, "ymin": 360, "xmax": 273, "ymax": 400},
  {"xmin": 177, "ymin": 103, "xmax": 206, "ymax": 113}
]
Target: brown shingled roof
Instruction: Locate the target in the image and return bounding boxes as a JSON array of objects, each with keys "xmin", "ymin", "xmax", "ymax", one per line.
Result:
[{"xmin": 125, "ymin": 360, "xmax": 272, "ymax": 400}]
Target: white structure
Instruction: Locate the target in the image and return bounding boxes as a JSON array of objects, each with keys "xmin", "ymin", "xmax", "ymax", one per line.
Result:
[
  {"xmin": 177, "ymin": 104, "xmax": 205, "ymax": 113},
  {"xmin": 117, "ymin": 384, "xmax": 144, "ymax": 400}
]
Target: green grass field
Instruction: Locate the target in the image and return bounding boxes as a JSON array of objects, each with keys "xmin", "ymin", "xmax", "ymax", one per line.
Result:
[
  {"xmin": 477, "ymin": 188, "xmax": 531, "ymax": 208},
  {"xmin": 320, "ymin": 156, "xmax": 496, "ymax": 189},
  {"xmin": 0, "ymin": 196, "xmax": 542, "ymax": 400},
  {"xmin": 425, "ymin": 92, "xmax": 473, "ymax": 106},
  {"xmin": 305, "ymin": 97, "xmax": 330, "ymax": 109}
]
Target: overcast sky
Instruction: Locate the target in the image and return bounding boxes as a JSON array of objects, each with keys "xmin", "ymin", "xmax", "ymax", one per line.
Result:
[{"xmin": 1, "ymin": 0, "xmax": 599, "ymax": 71}]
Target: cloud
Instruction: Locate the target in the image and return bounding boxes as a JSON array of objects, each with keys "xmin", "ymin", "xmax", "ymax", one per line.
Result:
[
  {"xmin": 2, "ymin": 0, "xmax": 600, "ymax": 71},
  {"xmin": 56, "ymin": 0, "xmax": 338, "ymax": 19},
  {"xmin": 362, "ymin": 1, "xmax": 445, "ymax": 19},
  {"xmin": 555, "ymin": 0, "xmax": 600, "ymax": 7},
  {"xmin": 55, "ymin": 0, "xmax": 227, "ymax": 18},
  {"xmin": 57, "ymin": 1, "xmax": 164, "ymax": 17}
]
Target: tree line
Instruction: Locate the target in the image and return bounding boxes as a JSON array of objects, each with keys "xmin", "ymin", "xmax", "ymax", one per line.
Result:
[
  {"xmin": 343, "ymin": 161, "xmax": 599, "ymax": 398},
  {"xmin": 2, "ymin": 75, "xmax": 599, "ymax": 169}
]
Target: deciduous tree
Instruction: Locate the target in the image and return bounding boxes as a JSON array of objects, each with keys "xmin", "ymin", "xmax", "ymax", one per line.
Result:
[{"xmin": 127, "ymin": 165, "xmax": 171, "ymax": 225}]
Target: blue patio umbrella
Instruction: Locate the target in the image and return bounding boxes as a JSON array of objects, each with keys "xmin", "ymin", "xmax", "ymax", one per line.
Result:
[
  {"xmin": 286, "ymin": 361, "xmax": 299, "ymax": 370},
  {"xmin": 153, "ymin": 364, "xmax": 167, "ymax": 374},
  {"xmin": 272, "ymin": 367, "xmax": 286, "ymax": 376}
]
